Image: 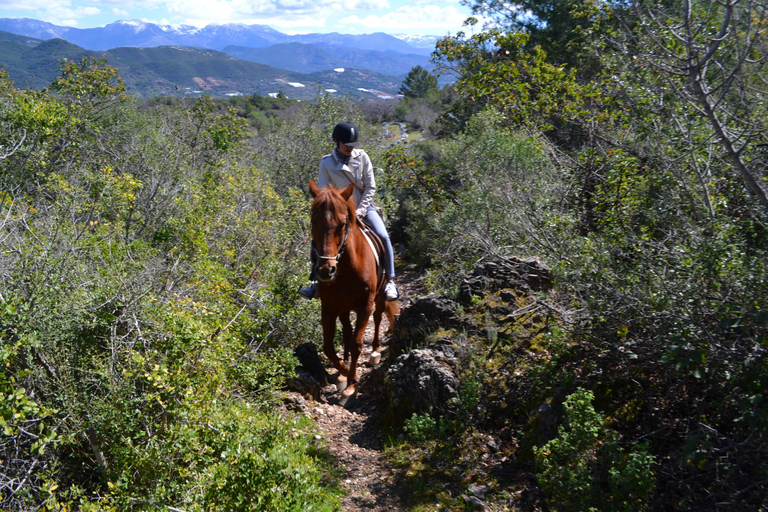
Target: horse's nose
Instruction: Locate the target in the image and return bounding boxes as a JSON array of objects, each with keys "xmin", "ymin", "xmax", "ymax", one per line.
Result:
[{"xmin": 317, "ymin": 261, "xmax": 338, "ymax": 282}]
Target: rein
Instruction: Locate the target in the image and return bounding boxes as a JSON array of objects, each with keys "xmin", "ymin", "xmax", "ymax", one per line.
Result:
[{"xmin": 312, "ymin": 209, "xmax": 352, "ymax": 264}]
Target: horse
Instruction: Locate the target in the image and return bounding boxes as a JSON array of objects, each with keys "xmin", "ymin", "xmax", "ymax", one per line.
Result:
[{"xmin": 308, "ymin": 179, "xmax": 400, "ymax": 399}]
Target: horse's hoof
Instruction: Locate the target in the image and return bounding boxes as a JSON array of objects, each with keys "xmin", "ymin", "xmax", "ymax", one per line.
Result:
[
  {"xmin": 337, "ymin": 385, "xmax": 356, "ymax": 406},
  {"xmin": 369, "ymin": 351, "xmax": 381, "ymax": 365},
  {"xmin": 335, "ymin": 375, "xmax": 347, "ymax": 392}
]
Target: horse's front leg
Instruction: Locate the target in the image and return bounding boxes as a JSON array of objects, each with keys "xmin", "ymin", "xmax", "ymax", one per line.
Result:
[
  {"xmin": 343, "ymin": 303, "xmax": 374, "ymax": 397},
  {"xmin": 371, "ymin": 296, "xmax": 385, "ymax": 356},
  {"xmin": 339, "ymin": 312, "xmax": 353, "ymax": 362},
  {"xmin": 321, "ymin": 309, "xmax": 349, "ymax": 377}
]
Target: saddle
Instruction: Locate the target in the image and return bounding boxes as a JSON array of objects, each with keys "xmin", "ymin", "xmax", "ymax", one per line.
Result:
[{"xmin": 357, "ymin": 218, "xmax": 388, "ymax": 290}]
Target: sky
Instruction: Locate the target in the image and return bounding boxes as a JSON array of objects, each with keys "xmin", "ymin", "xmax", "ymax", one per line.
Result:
[{"xmin": 0, "ymin": 0, "xmax": 477, "ymax": 36}]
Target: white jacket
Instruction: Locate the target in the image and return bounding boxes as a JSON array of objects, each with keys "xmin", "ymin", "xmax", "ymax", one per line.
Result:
[{"xmin": 318, "ymin": 148, "xmax": 376, "ymax": 217}]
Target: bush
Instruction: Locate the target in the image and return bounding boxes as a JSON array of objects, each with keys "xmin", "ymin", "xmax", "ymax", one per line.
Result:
[
  {"xmin": 534, "ymin": 388, "xmax": 655, "ymax": 512},
  {"xmin": 383, "ymin": 108, "xmax": 567, "ymax": 293},
  {"xmin": 0, "ymin": 63, "xmax": 336, "ymax": 510}
]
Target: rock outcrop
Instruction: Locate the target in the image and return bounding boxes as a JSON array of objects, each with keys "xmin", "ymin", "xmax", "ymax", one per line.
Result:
[
  {"xmin": 384, "ymin": 256, "xmax": 556, "ymax": 425},
  {"xmin": 386, "ymin": 344, "xmax": 460, "ymax": 423},
  {"xmin": 458, "ymin": 256, "xmax": 553, "ymax": 306},
  {"xmin": 287, "ymin": 342, "xmax": 330, "ymax": 400},
  {"xmin": 389, "ymin": 295, "xmax": 459, "ymax": 355}
]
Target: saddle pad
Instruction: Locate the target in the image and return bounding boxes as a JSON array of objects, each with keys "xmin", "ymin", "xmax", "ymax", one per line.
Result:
[{"xmin": 358, "ymin": 219, "xmax": 385, "ymax": 279}]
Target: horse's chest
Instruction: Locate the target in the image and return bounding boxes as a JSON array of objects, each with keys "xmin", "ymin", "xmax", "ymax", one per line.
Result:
[{"xmin": 320, "ymin": 279, "xmax": 374, "ymax": 313}]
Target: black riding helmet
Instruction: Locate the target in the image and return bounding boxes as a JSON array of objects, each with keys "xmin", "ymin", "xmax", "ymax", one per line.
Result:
[{"xmin": 332, "ymin": 121, "xmax": 361, "ymax": 147}]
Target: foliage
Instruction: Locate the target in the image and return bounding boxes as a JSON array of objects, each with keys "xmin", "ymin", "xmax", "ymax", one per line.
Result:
[
  {"xmin": 383, "ymin": 108, "xmax": 565, "ymax": 292},
  {"xmin": 404, "ymin": 413, "xmax": 440, "ymax": 444},
  {"xmin": 534, "ymin": 389, "xmax": 656, "ymax": 512},
  {"xmin": 255, "ymin": 93, "xmax": 364, "ymax": 195},
  {"xmin": 434, "ymin": 26, "xmax": 590, "ymax": 131},
  {"xmin": 617, "ymin": 0, "xmax": 768, "ymax": 213},
  {"xmin": 3, "ymin": 7, "xmax": 768, "ymax": 509},
  {"xmin": 463, "ymin": 0, "xmax": 614, "ymax": 67},
  {"xmin": 384, "ymin": 0, "xmax": 768, "ymax": 506},
  {"xmin": 0, "ymin": 59, "xmax": 334, "ymax": 511}
]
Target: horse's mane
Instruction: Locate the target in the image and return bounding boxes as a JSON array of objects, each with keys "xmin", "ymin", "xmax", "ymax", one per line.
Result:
[{"xmin": 311, "ymin": 186, "xmax": 357, "ymax": 226}]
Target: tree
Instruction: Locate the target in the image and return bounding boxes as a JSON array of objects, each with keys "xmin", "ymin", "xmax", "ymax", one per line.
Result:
[
  {"xmin": 463, "ymin": 0, "xmax": 614, "ymax": 67},
  {"xmin": 433, "ymin": 28, "xmax": 587, "ymax": 131},
  {"xmin": 615, "ymin": 0, "xmax": 768, "ymax": 214},
  {"xmin": 399, "ymin": 66, "xmax": 439, "ymax": 99}
]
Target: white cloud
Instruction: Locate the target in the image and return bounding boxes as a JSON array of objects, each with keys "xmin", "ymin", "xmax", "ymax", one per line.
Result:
[
  {"xmin": 339, "ymin": 4, "xmax": 467, "ymax": 32},
  {"xmin": 0, "ymin": 0, "xmax": 470, "ymax": 34},
  {"xmin": 183, "ymin": 13, "xmax": 330, "ymax": 29},
  {"xmin": 86, "ymin": 0, "xmax": 163, "ymax": 6},
  {"xmin": 162, "ymin": 0, "xmax": 379, "ymax": 23},
  {"xmin": 43, "ymin": 5, "xmax": 102, "ymax": 25},
  {"xmin": 0, "ymin": 0, "xmax": 53, "ymax": 9}
]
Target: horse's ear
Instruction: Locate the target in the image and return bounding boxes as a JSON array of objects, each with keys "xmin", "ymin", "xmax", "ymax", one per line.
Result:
[
  {"xmin": 341, "ymin": 182, "xmax": 355, "ymax": 201},
  {"xmin": 309, "ymin": 180, "xmax": 320, "ymax": 198}
]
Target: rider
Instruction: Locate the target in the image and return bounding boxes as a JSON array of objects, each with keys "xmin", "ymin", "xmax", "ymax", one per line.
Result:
[{"xmin": 299, "ymin": 121, "xmax": 399, "ymax": 301}]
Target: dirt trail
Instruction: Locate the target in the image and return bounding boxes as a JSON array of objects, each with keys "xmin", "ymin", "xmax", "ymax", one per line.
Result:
[
  {"xmin": 297, "ymin": 272, "xmax": 426, "ymax": 511},
  {"xmin": 311, "ymin": 318, "xmax": 400, "ymax": 511}
]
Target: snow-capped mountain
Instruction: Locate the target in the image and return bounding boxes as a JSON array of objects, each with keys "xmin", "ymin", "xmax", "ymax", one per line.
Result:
[
  {"xmin": 0, "ymin": 18, "xmax": 434, "ymax": 56},
  {"xmin": 394, "ymin": 34, "xmax": 442, "ymax": 50}
]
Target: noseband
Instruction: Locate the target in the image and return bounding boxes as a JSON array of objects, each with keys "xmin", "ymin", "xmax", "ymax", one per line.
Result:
[{"xmin": 312, "ymin": 209, "xmax": 352, "ymax": 264}]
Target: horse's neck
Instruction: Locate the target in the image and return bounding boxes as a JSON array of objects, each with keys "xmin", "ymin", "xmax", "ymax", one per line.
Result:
[{"xmin": 345, "ymin": 222, "xmax": 365, "ymax": 255}]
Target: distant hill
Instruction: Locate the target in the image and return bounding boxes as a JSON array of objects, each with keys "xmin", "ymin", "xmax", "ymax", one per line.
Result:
[
  {"xmin": 0, "ymin": 30, "xmax": 403, "ymax": 100},
  {"xmin": 0, "ymin": 34, "xmax": 93, "ymax": 89},
  {"xmin": 224, "ymin": 42, "xmax": 432, "ymax": 77}
]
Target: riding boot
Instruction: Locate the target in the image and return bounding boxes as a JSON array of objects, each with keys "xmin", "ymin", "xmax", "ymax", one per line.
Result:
[
  {"xmin": 299, "ymin": 242, "xmax": 319, "ymax": 299},
  {"xmin": 298, "ymin": 282, "xmax": 319, "ymax": 299},
  {"xmin": 384, "ymin": 280, "xmax": 399, "ymax": 300}
]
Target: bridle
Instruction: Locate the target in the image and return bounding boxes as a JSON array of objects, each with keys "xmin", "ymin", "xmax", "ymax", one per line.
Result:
[{"xmin": 312, "ymin": 208, "xmax": 352, "ymax": 265}]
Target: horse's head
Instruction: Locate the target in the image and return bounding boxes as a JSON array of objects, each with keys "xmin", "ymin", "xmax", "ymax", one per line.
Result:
[{"xmin": 309, "ymin": 180, "xmax": 357, "ymax": 282}]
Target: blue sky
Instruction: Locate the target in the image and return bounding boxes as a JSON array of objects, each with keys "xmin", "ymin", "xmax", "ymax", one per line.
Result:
[{"xmin": 0, "ymin": 0, "xmax": 476, "ymax": 36}]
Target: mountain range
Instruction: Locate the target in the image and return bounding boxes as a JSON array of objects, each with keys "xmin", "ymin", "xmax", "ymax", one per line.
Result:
[
  {"xmin": 0, "ymin": 18, "xmax": 442, "ymax": 100},
  {"xmin": 0, "ymin": 18, "xmax": 439, "ymax": 54},
  {"xmin": 0, "ymin": 30, "xmax": 404, "ymax": 100}
]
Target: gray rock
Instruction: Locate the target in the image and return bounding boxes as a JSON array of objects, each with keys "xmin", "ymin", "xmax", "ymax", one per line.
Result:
[
  {"xmin": 462, "ymin": 494, "xmax": 492, "ymax": 511},
  {"xmin": 386, "ymin": 346, "xmax": 460, "ymax": 422},
  {"xmin": 389, "ymin": 296, "xmax": 459, "ymax": 354},
  {"xmin": 468, "ymin": 483, "xmax": 490, "ymax": 499},
  {"xmin": 295, "ymin": 342, "xmax": 330, "ymax": 386},
  {"xmin": 282, "ymin": 393, "xmax": 309, "ymax": 413},
  {"xmin": 286, "ymin": 371, "xmax": 322, "ymax": 401},
  {"xmin": 458, "ymin": 256, "xmax": 553, "ymax": 306}
]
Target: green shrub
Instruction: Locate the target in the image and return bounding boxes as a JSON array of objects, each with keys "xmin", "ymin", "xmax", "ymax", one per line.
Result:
[
  {"xmin": 534, "ymin": 388, "xmax": 655, "ymax": 512},
  {"xmin": 404, "ymin": 413, "xmax": 440, "ymax": 444}
]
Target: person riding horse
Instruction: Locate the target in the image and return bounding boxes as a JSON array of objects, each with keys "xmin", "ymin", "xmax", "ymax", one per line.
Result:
[{"xmin": 300, "ymin": 121, "xmax": 399, "ymax": 301}]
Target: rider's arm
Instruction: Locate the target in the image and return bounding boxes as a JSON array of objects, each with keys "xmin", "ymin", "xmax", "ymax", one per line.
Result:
[{"xmin": 356, "ymin": 152, "xmax": 376, "ymax": 217}]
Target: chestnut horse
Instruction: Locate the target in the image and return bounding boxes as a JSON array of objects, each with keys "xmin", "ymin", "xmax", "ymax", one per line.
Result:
[{"xmin": 309, "ymin": 180, "xmax": 399, "ymax": 399}]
